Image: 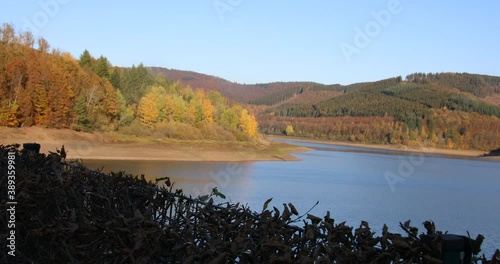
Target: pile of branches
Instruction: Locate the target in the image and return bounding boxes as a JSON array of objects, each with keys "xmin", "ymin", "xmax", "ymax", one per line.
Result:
[{"xmin": 1, "ymin": 144, "xmax": 499, "ymax": 263}]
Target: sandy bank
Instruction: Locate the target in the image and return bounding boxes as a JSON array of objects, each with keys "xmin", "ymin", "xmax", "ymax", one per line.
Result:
[
  {"xmin": 0, "ymin": 127, "xmax": 308, "ymax": 162},
  {"xmin": 269, "ymin": 135, "xmax": 500, "ymax": 161}
]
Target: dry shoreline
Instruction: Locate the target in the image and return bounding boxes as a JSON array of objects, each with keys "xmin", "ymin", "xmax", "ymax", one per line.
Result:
[
  {"xmin": 2, "ymin": 127, "xmax": 498, "ymax": 162},
  {"xmin": 0, "ymin": 127, "xmax": 308, "ymax": 162},
  {"xmin": 270, "ymin": 135, "xmax": 500, "ymax": 161}
]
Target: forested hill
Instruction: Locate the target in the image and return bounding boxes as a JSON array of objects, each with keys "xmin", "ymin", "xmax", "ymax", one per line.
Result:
[
  {"xmin": 0, "ymin": 24, "xmax": 258, "ymax": 141},
  {"xmin": 150, "ymin": 67, "xmax": 500, "ymax": 108},
  {"xmin": 149, "ymin": 67, "xmax": 319, "ymax": 103},
  {"xmin": 266, "ymin": 76, "xmax": 500, "ymax": 118},
  {"xmin": 258, "ymin": 76, "xmax": 500, "ymax": 151}
]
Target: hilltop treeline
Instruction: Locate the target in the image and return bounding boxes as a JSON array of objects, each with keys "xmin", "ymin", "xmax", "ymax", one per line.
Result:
[
  {"xmin": 405, "ymin": 72, "xmax": 500, "ymax": 97},
  {"xmin": 260, "ymin": 77, "xmax": 500, "ymax": 150},
  {"xmin": 0, "ymin": 24, "xmax": 257, "ymax": 140}
]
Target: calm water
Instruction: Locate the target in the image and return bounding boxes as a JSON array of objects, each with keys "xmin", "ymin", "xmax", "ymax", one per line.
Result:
[{"xmin": 83, "ymin": 139, "xmax": 500, "ymax": 256}]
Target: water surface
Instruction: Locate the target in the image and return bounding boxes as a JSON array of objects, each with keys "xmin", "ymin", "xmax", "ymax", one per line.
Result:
[{"xmin": 83, "ymin": 139, "xmax": 500, "ymax": 256}]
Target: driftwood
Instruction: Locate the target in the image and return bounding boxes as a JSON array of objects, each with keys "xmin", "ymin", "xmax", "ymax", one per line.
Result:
[{"xmin": 1, "ymin": 144, "xmax": 498, "ymax": 263}]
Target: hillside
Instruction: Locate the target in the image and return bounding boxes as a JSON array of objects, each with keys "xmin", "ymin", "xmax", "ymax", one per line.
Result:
[
  {"xmin": 149, "ymin": 67, "xmax": 318, "ymax": 102},
  {"xmin": 149, "ymin": 67, "xmax": 365, "ymax": 107},
  {"xmin": 0, "ymin": 25, "xmax": 258, "ymax": 141},
  {"xmin": 258, "ymin": 76, "xmax": 500, "ymax": 151}
]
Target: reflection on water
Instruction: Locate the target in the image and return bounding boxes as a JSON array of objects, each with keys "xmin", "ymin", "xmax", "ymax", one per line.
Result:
[
  {"xmin": 83, "ymin": 140, "xmax": 500, "ymax": 256},
  {"xmin": 83, "ymin": 160, "xmax": 257, "ymax": 202}
]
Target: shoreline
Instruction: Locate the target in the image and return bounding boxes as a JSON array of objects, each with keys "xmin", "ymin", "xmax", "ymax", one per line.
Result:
[
  {"xmin": 269, "ymin": 135, "xmax": 500, "ymax": 161},
  {"xmin": 61, "ymin": 142, "xmax": 309, "ymax": 162},
  {"xmin": 0, "ymin": 127, "xmax": 308, "ymax": 162},
  {"xmin": 3, "ymin": 126, "xmax": 498, "ymax": 162}
]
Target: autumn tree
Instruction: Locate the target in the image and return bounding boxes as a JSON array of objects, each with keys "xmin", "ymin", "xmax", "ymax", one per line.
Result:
[
  {"xmin": 171, "ymin": 95, "xmax": 186, "ymax": 122},
  {"xmin": 220, "ymin": 107, "xmax": 239, "ymax": 130},
  {"xmin": 20, "ymin": 32, "xmax": 35, "ymax": 48},
  {"xmin": 137, "ymin": 86, "xmax": 165, "ymax": 128},
  {"xmin": 37, "ymin": 37, "xmax": 50, "ymax": 54},
  {"xmin": 0, "ymin": 23, "xmax": 15, "ymax": 44},
  {"xmin": 101, "ymin": 82, "xmax": 120, "ymax": 129},
  {"xmin": 202, "ymin": 98, "xmax": 214, "ymax": 123},
  {"xmin": 239, "ymin": 109, "xmax": 258, "ymax": 138}
]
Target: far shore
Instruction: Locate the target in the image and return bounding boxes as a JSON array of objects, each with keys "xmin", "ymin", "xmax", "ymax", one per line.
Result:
[
  {"xmin": 269, "ymin": 135, "xmax": 500, "ymax": 161},
  {"xmin": 0, "ymin": 127, "xmax": 308, "ymax": 162}
]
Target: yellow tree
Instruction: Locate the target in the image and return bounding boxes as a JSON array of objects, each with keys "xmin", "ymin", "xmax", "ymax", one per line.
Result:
[
  {"xmin": 164, "ymin": 94, "xmax": 175, "ymax": 121},
  {"xmin": 239, "ymin": 109, "xmax": 258, "ymax": 138},
  {"xmin": 33, "ymin": 84, "xmax": 49, "ymax": 125},
  {"xmin": 186, "ymin": 100, "xmax": 202, "ymax": 126},
  {"xmin": 171, "ymin": 95, "xmax": 186, "ymax": 122},
  {"xmin": 137, "ymin": 89, "xmax": 161, "ymax": 128},
  {"xmin": 102, "ymin": 82, "xmax": 120, "ymax": 129},
  {"xmin": 202, "ymin": 98, "xmax": 214, "ymax": 123}
]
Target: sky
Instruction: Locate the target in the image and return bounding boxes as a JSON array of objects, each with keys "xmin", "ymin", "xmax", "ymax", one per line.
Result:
[{"xmin": 1, "ymin": 0, "xmax": 499, "ymax": 85}]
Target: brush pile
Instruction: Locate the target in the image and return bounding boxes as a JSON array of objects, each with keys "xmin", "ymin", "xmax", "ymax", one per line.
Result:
[{"xmin": 1, "ymin": 144, "xmax": 499, "ymax": 263}]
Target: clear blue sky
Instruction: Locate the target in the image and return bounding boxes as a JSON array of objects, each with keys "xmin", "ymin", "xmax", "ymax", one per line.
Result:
[{"xmin": 1, "ymin": 0, "xmax": 499, "ymax": 85}]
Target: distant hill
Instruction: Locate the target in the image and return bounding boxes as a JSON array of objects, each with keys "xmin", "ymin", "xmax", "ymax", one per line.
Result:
[
  {"xmin": 149, "ymin": 67, "xmax": 316, "ymax": 102},
  {"xmin": 257, "ymin": 75, "xmax": 500, "ymax": 151},
  {"xmin": 265, "ymin": 76, "xmax": 500, "ymax": 118},
  {"xmin": 150, "ymin": 67, "xmax": 500, "ymax": 109}
]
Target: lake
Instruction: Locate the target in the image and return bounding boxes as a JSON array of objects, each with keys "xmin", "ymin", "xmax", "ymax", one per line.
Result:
[{"xmin": 83, "ymin": 139, "xmax": 500, "ymax": 257}]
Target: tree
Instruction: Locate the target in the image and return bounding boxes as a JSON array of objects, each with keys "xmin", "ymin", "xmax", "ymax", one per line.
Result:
[
  {"xmin": 94, "ymin": 55, "xmax": 110, "ymax": 79},
  {"xmin": 116, "ymin": 89, "xmax": 134, "ymax": 126},
  {"xmin": 220, "ymin": 107, "xmax": 239, "ymax": 130},
  {"xmin": 164, "ymin": 94, "xmax": 175, "ymax": 121},
  {"xmin": 37, "ymin": 37, "xmax": 50, "ymax": 53},
  {"xmin": 33, "ymin": 84, "xmax": 49, "ymax": 125},
  {"xmin": 239, "ymin": 109, "xmax": 258, "ymax": 138},
  {"xmin": 0, "ymin": 23, "xmax": 15, "ymax": 44},
  {"xmin": 72, "ymin": 93, "xmax": 92, "ymax": 131},
  {"xmin": 202, "ymin": 98, "xmax": 214, "ymax": 123},
  {"xmin": 137, "ymin": 94, "xmax": 159, "ymax": 128},
  {"xmin": 186, "ymin": 100, "xmax": 202, "ymax": 126},
  {"xmin": 119, "ymin": 64, "xmax": 154, "ymax": 105},
  {"xmin": 109, "ymin": 68, "xmax": 121, "ymax": 88},
  {"xmin": 285, "ymin": 125, "xmax": 294, "ymax": 136},
  {"xmin": 102, "ymin": 82, "xmax": 120, "ymax": 128},
  {"xmin": 79, "ymin": 49, "xmax": 93, "ymax": 69},
  {"xmin": 171, "ymin": 95, "xmax": 186, "ymax": 122},
  {"xmin": 20, "ymin": 32, "xmax": 35, "ymax": 47},
  {"xmin": 137, "ymin": 86, "xmax": 164, "ymax": 128}
]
